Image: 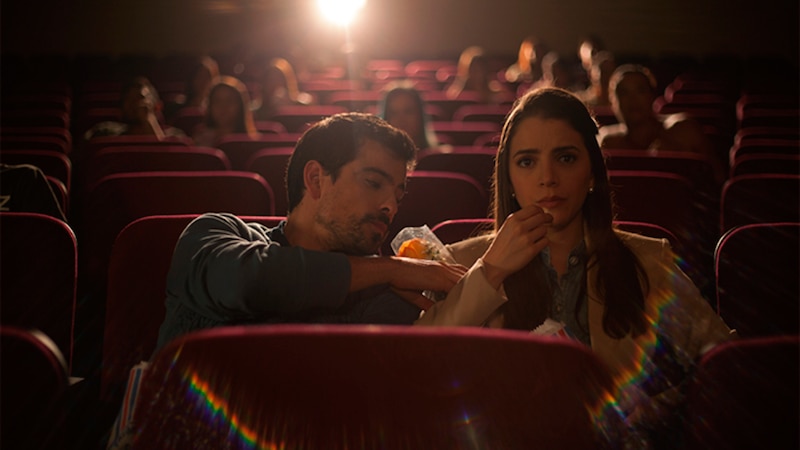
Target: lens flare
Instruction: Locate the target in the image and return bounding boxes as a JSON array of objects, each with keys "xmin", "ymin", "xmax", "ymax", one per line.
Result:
[{"xmin": 317, "ymin": 0, "xmax": 366, "ymax": 26}]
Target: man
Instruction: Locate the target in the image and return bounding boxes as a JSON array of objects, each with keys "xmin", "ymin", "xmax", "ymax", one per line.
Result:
[
  {"xmin": 154, "ymin": 113, "xmax": 467, "ymax": 351},
  {"xmin": 597, "ymin": 64, "xmax": 725, "ymax": 183},
  {"xmin": 83, "ymin": 76, "xmax": 184, "ymax": 141}
]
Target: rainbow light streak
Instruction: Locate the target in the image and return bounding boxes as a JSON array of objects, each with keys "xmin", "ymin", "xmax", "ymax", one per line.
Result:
[
  {"xmin": 588, "ymin": 259, "xmax": 685, "ymax": 441},
  {"xmin": 183, "ymin": 367, "xmax": 281, "ymax": 450}
]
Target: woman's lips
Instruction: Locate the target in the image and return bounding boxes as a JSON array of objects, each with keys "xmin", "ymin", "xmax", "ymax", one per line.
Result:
[{"xmin": 537, "ymin": 196, "xmax": 565, "ymax": 209}]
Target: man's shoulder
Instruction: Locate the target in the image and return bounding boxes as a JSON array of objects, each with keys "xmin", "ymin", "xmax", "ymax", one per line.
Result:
[{"xmin": 186, "ymin": 213, "xmax": 279, "ymax": 240}]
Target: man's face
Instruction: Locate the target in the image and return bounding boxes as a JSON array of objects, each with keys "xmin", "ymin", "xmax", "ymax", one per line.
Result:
[
  {"xmin": 122, "ymin": 81, "xmax": 157, "ymax": 122},
  {"xmin": 314, "ymin": 139, "xmax": 408, "ymax": 255}
]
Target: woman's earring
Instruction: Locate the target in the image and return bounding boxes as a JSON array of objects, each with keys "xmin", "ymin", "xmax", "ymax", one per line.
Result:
[
  {"xmin": 511, "ymin": 192, "xmax": 516, "ymax": 198},
  {"xmin": 588, "ymin": 186, "xmax": 594, "ymax": 194}
]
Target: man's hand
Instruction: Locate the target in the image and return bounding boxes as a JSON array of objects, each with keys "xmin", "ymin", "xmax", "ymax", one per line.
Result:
[{"xmin": 348, "ymin": 255, "xmax": 468, "ymax": 296}]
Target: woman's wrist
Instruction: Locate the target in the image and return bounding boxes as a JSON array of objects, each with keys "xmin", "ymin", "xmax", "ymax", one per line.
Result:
[{"xmin": 479, "ymin": 258, "xmax": 507, "ymax": 290}]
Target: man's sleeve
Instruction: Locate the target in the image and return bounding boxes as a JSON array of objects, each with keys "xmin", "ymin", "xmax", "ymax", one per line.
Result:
[{"xmin": 166, "ymin": 213, "xmax": 352, "ymax": 322}]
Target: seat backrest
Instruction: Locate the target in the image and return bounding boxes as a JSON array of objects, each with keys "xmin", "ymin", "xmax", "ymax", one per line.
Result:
[
  {"xmin": 133, "ymin": 325, "xmax": 614, "ymax": 449},
  {"xmin": 714, "ymin": 222, "xmax": 799, "ymax": 337},
  {"xmin": 0, "ymin": 326, "xmax": 68, "ymax": 450},
  {"xmin": 244, "ymin": 147, "xmax": 293, "ymax": 216},
  {"xmin": 80, "ymin": 135, "xmax": 192, "ymax": 161},
  {"xmin": 728, "ymin": 138, "xmax": 800, "ymax": 167},
  {"xmin": 383, "ymin": 171, "xmax": 489, "ymax": 255},
  {"xmin": 270, "ymin": 105, "xmax": 348, "ymax": 133},
  {"xmin": 217, "ymin": 133, "xmax": 301, "ymax": 170},
  {"xmin": 0, "ymin": 149, "xmax": 72, "ymax": 190},
  {"xmin": 607, "ymin": 170, "xmax": 695, "ymax": 245},
  {"xmin": 451, "ymin": 104, "xmax": 511, "ymax": 125},
  {"xmin": 603, "ymin": 149, "xmax": 718, "ymax": 199},
  {"xmin": 0, "ymin": 212, "xmax": 77, "ymax": 370},
  {"xmin": 730, "ymin": 153, "xmax": 800, "ymax": 177},
  {"xmin": 0, "ymin": 135, "xmax": 71, "ymax": 154},
  {"xmin": 431, "ymin": 218, "xmax": 494, "ymax": 245},
  {"xmin": 431, "ymin": 121, "xmax": 502, "ymax": 146},
  {"xmin": 720, "ymin": 174, "xmax": 800, "ymax": 234},
  {"xmin": 83, "ymin": 145, "xmax": 232, "ymax": 187},
  {"xmin": 102, "ymin": 214, "xmax": 284, "ymax": 400},
  {"xmin": 415, "ymin": 146, "xmax": 496, "ymax": 194},
  {"xmin": 684, "ymin": 335, "xmax": 799, "ymax": 449},
  {"xmin": 79, "ymin": 172, "xmax": 275, "ymax": 372}
]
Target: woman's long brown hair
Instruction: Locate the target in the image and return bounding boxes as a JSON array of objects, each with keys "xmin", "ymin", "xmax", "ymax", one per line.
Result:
[{"xmin": 493, "ymin": 88, "xmax": 648, "ymax": 338}]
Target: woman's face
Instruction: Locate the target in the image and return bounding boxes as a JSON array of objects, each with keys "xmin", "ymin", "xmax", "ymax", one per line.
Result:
[
  {"xmin": 385, "ymin": 93, "xmax": 423, "ymax": 145},
  {"xmin": 612, "ymin": 72, "xmax": 656, "ymax": 125},
  {"xmin": 209, "ymin": 86, "xmax": 241, "ymax": 128},
  {"xmin": 507, "ymin": 116, "xmax": 594, "ymax": 233}
]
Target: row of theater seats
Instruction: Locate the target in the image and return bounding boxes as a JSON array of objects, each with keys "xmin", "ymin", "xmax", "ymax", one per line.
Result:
[
  {"xmin": 3, "ymin": 322, "xmax": 797, "ymax": 449},
  {"xmin": 2, "ymin": 209, "xmax": 798, "ymax": 407}
]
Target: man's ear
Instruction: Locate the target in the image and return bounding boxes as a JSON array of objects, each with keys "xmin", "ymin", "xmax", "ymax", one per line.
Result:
[{"xmin": 303, "ymin": 160, "xmax": 324, "ymax": 200}]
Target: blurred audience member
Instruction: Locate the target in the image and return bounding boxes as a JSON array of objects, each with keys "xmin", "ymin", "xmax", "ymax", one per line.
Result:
[
  {"xmin": 83, "ymin": 76, "xmax": 184, "ymax": 141},
  {"xmin": 378, "ymin": 82, "xmax": 438, "ymax": 150},
  {"xmin": 577, "ymin": 51, "xmax": 616, "ymax": 107},
  {"xmin": 578, "ymin": 34, "xmax": 606, "ymax": 78},
  {"xmin": 599, "ymin": 65, "xmax": 724, "ymax": 182},
  {"xmin": 253, "ymin": 57, "xmax": 313, "ymax": 121},
  {"xmin": 521, "ymin": 52, "xmax": 576, "ymax": 95},
  {"xmin": 193, "ymin": 76, "xmax": 260, "ymax": 147},
  {"xmin": 164, "ymin": 55, "xmax": 220, "ymax": 122},
  {"xmin": 447, "ymin": 46, "xmax": 512, "ymax": 104},
  {"xmin": 504, "ymin": 35, "xmax": 549, "ymax": 85}
]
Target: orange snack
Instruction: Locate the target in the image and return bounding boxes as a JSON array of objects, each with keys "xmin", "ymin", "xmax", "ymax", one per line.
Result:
[{"xmin": 397, "ymin": 237, "xmax": 430, "ymax": 259}]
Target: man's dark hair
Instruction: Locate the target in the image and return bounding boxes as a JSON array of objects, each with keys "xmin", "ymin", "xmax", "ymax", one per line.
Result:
[{"xmin": 286, "ymin": 112, "xmax": 417, "ymax": 212}]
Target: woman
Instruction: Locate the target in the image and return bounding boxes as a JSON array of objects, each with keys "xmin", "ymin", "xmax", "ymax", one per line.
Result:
[
  {"xmin": 252, "ymin": 57, "xmax": 313, "ymax": 121},
  {"xmin": 417, "ymin": 87, "xmax": 733, "ymax": 443},
  {"xmin": 378, "ymin": 83, "xmax": 438, "ymax": 150},
  {"xmin": 192, "ymin": 75, "xmax": 259, "ymax": 147}
]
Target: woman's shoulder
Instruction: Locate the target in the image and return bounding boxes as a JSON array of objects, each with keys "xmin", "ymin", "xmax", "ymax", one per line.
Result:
[{"xmin": 613, "ymin": 229, "xmax": 670, "ymax": 259}]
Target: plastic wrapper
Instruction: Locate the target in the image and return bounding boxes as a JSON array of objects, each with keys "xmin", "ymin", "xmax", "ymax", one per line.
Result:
[
  {"xmin": 390, "ymin": 225, "xmax": 454, "ymax": 263},
  {"xmin": 391, "ymin": 225, "xmax": 455, "ymax": 302}
]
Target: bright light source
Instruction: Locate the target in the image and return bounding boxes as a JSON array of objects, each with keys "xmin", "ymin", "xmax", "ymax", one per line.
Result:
[{"xmin": 317, "ymin": 0, "xmax": 366, "ymax": 27}]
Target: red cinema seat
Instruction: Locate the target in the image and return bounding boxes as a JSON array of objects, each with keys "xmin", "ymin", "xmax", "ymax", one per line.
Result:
[
  {"xmin": 133, "ymin": 325, "xmax": 614, "ymax": 449},
  {"xmin": 714, "ymin": 222, "xmax": 799, "ymax": 337},
  {"xmin": 102, "ymin": 214, "xmax": 284, "ymax": 401},
  {"xmin": 684, "ymin": 335, "xmax": 799, "ymax": 449},
  {"xmin": 0, "ymin": 212, "xmax": 77, "ymax": 371},
  {"xmin": 383, "ymin": 171, "xmax": 489, "ymax": 255}
]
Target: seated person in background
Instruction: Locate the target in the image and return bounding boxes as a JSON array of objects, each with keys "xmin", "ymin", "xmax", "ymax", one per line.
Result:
[
  {"xmin": 378, "ymin": 82, "xmax": 439, "ymax": 151},
  {"xmin": 598, "ymin": 64, "xmax": 725, "ymax": 182},
  {"xmin": 83, "ymin": 76, "xmax": 185, "ymax": 141},
  {"xmin": 521, "ymin": 51, "xmax": 576, "ymax": 95},
  {"xmin": 576, "ymin": 50, "xmax": 616, "ymax": 107},
  {"xmin": 504, "ymin": 35, "xmax": 548, "ymax": 85},
  {"xmin": 0, "ymin": 163, "xmax": 67, "ymax": 222},
  {"xmin": 163, "ymin": 55, "xmax": 220, "ymax": 123},
  {"xmin": 192, "ymin": 75, "xmax": 260, "ymax": 147},
  {"xmin": 252, "ymin": 57, "xmax": 313, "ymax": 121},
  {"xmin": 416, "ymin": 88, "xmax": 733, "ymax": 446},
  {"xmin": 577, "ymin": 34, "xmax": 606, "ymax": 86},
  {"xmin": 156, "ymin": 112, "xmax": 468, "ymax": 351},
  {"xmin": 447, "ymin": 46, "xmax": 513, "ymax": 104}
]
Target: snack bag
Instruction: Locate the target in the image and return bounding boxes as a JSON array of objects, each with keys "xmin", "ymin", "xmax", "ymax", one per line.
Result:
[
  {"xmin": 390, "ymin": 225, "xmax": 455, "ymax": 302},
  {"xmin": 530, "ymin": 318, "xmax": 576, "ymax": 340},
  {"xmin": 390, "ymin": 225, "xmax": 454, "ymax": 263}
]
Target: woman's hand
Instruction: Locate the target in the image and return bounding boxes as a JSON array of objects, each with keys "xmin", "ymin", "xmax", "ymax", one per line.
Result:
[{"xmin": 482, "ymin": 206, "xmax": 552, "ymax": 289}]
